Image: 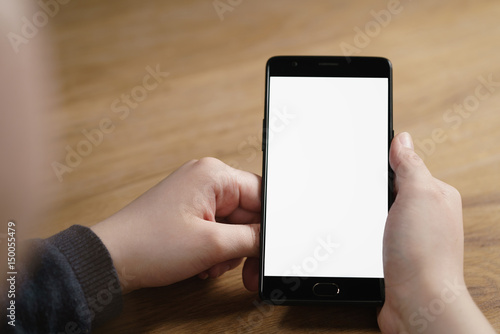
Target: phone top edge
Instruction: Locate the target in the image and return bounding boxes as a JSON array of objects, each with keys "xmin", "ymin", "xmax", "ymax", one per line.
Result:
[
  {"xmin": 267, "ymin": 55, "xmax": 391, "ymax": 64},
  {"xmin": 266, "ymin": 56, "xmax": 391, "ymax": 77}
]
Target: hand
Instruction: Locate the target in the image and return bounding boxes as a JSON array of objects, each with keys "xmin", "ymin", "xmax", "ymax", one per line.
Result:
[
  {"xmin": 378, "ymin": 132, "xmax": 495, "ymax": 333},
  {"xmin": 91, "ymin": 157, "xmax": 261, "ymax": 293}
]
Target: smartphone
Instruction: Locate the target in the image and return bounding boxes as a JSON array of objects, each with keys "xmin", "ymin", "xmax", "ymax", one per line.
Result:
[{"xmin": 259, "ymin": 56, "xmax": 394, "ymax": 304}]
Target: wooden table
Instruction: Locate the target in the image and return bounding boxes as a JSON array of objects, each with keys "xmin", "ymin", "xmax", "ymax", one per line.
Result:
[{"xmin": 31, "ymin": 0, "xmax": 500, "ymax": 332}]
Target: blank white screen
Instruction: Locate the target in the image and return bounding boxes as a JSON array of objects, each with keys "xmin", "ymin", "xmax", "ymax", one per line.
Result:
[{"xmin": 264, "ymin": 76, "xmax": 388, "ymax": 278}]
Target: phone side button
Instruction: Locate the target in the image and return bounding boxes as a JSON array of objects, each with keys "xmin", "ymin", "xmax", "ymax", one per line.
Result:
[
  {"xmin": 312, "ymin": 283, "xmax": 340, "ymax": 297},
  {"xmin": 262, "ymin": 119, "xmax": 265, "ymax": 151}
]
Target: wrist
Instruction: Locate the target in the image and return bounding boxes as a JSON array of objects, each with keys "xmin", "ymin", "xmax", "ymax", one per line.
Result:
[
  {"xmin": 402, "ymin": 277, "xmax": 468, "ymax": 333},
  {"xmin": 389, "ymin": 276, "xmax": 494, "ymax": 334},
  {"xmin": 91, "ymin": 218, "xmax": 139, "ymax": 293}
]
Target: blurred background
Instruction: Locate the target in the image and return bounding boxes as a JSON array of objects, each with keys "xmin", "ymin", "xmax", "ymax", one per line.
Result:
[{"xmin": 8, "ymin": 0, "xmax": 500, "ymax": 332}]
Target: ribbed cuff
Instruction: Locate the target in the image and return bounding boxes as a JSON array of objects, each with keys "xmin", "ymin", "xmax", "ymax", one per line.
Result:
[{"xmin": 47, "ymin": 225, "xmax": 123, "ymax": 329}]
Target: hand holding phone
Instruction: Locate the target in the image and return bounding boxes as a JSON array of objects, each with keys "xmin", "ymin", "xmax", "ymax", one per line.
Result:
[{"xmin": 378, "ymin": 133, "xmax": 498, "ymax": 333}]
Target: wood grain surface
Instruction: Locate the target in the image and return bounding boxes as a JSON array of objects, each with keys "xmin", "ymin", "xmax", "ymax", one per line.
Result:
[{"xmin": 30, "ymin": 0, "xmax": 500, "ymax": 332}]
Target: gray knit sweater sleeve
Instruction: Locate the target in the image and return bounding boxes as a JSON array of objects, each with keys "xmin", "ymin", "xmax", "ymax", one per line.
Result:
[{"xmin": 1, "ymin": 225, "xmax": 123, "ymax": 333}]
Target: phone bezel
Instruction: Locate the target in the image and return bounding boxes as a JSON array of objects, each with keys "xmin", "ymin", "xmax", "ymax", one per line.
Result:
[{"xmin": 259, "ymin": 56, "xmax": 394, "ymax": 305}]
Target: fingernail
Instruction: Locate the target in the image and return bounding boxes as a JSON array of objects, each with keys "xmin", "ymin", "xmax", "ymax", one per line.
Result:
[{"xmin": 399, "ymin": 132, "xmax": 414, "ymax": 150}]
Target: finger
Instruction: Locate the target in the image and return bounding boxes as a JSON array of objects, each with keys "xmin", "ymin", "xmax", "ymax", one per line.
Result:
[
  {"xmin": 390, "ymin": 132, "xmax": 432, "ymax": 189},
  {"xmin": 242, "ymin": 257, "xmax": 259, "ymax": 292},
  {"xmin": 212, "ymin": 223, "xmax": 260, "ymax": 260},
  {"xmin": 213, "ymin": 164, "xmax": 262, "ymax": 218},
  {"xmin": 185, "ymin": 158, "xmax": 261, "ymax": 219},
  {"xmin": 231, "ymin": 168, "xmax": 262, "ymax": 212},
  {"xmin": 217, "ymin": 208, "xmax": 261, "ymax": 225},
  {"xmin": 202, "ymin": 258, "xmax": 244, "ymax": 279}
]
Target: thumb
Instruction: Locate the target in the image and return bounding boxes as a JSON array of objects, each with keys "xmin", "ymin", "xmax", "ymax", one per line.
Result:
[
  {"xmin": 390, "ymin": 132, "xmax": 432, "ymax": 192},
  {"xmin": 214, "ymin": 223, "xmax": 260, "ymax": 260},
  {"xmin": 198, "ymin": 223, "xmax": 259, "ymax": 280}
]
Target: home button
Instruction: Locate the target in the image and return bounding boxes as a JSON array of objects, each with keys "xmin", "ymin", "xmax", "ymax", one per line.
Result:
[{"xmin": 312, "ymin": 283, "xmax": 340, "ymax": 297}]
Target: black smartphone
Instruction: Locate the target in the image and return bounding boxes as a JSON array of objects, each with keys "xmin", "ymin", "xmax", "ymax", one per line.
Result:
[{"xmin": 259, "ymin": 56, "xmax": 394, "ymax": 304}]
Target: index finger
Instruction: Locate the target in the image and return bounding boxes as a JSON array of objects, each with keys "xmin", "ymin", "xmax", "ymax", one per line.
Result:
[{"xmin": 213, "ymin": 163, "xmax": 262, "ymax": 218}]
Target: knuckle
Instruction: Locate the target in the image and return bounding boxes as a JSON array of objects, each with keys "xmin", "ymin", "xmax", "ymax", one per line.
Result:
[
  {"xmin": 402, "ymin": 149, "xmax": 425, "ymax": 168},
  {"xmin": 193, "ymin": 157, "xmax": 223, "ymax": 170},
  {"xmin": 438, "ymin": 182, "xmax": 462, "ymax": 204},
  {"xmin": 394, "ymin": 149, "xmax": 426, "ymax": 176},
  {"xmin": 420, "ymin": 179, "xmax": 462, "ymax": 207},
  {"xmin": 188, "ymin": 157, "xmax": 230, "ymax": 183}
]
